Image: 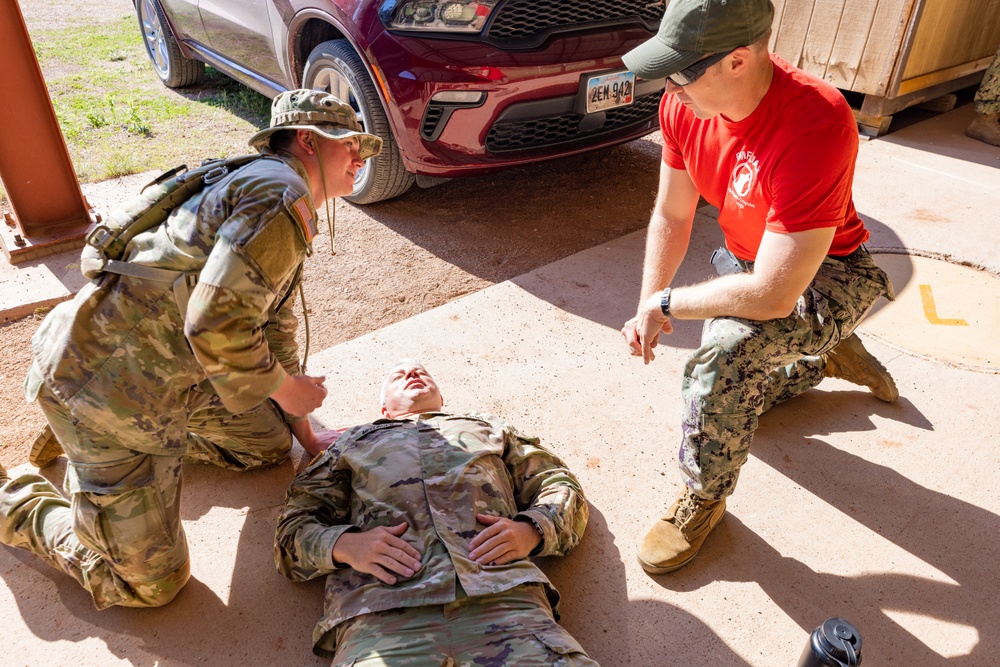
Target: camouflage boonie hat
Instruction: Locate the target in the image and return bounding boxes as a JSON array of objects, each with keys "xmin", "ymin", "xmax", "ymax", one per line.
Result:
[{"xmin": 249, "ymin": 89, "xmax": 383, "ymax": 160}]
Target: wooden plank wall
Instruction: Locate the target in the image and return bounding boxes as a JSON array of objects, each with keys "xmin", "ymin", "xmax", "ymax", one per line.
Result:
[
  {"xmin": 770, "ymin": 0, "xmax": 919, "ymax": 96},
  {"xmin": 853, "ymin": 0, "xmax": 917, "ymax": 95},
  {"xmin": 902, "ymin": 0, "xmax": 1000, "ymax": 78}
]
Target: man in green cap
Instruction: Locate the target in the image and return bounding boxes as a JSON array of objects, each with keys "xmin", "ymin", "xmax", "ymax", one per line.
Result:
[
  {"xmin": 619, "ymin": 0, "xmax": 897, "ymax": 573},
  {"xmin": 0, "ymin": 89, "xmax": 381, "ymax": 609}
]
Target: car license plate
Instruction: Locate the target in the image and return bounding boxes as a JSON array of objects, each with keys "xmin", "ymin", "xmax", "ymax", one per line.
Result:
[{"xmin": 586, "ymin": 71, "xmax": 635, "ymax": 114}]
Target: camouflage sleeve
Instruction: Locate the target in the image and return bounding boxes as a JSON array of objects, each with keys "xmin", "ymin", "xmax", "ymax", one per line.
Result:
[
  {"xmin": 264, "ymin": 273, "xmax": 306, "ymax": 424},
  {"xmin": 274, "ymin": 446, "xmax": 357, "ymax": 582},
  {"xmin": 487, "ymin": 415, "xmax": 589, "ymax": 558},
  {"xmin": 265, "ymin": 269, "xmax": 302, "ymax": 379},
  {"xmin": 185, "ymin": 198, "xmax": 306, "ymax": 415}
]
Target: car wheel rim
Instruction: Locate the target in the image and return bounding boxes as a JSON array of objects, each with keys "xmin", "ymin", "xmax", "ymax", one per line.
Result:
[
  {"xmin": 139, "ymin": 0, "xmax": 169, "ymax": 78},
  {"xmin": 310, "ymin": 67, "xmax": 372, "ymax": 191}
]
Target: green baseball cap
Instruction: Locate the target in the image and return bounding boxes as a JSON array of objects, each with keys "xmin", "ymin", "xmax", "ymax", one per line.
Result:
[
  {"xmin": 249, "ymin": 89, "xmax": 383, "ymax": 160},
  {"xmin": 623, "ymin": 0, "xmax": 774, "ymax": 80}
]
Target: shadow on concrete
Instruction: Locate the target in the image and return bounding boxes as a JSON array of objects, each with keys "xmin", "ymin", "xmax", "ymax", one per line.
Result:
[
  {"xmin": 875, "ymin": 97, "xmax": 1000, "ymax": 170},
  {"xmin": 861, "ymin": 215, "xmax": 915, "ymax": 320},
  {"xmin": 542, "ymin": 505, "xmax": 751, "ymax": 667},
  {"xmin": 500, "ymin": 209, "xmax": 916, "ymax": 359},
  {"xmin": 643, "ymin": 388, "xmax": 997, "ymax": 665},
  {"xmin": 359, "ymin": 138, "xmax": 663, "ymax": 283}
]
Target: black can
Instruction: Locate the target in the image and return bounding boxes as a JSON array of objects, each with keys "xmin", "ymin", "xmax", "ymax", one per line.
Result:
[{"xmin": 797, "ymin": 618, "xmax": 862, "ymax": 667}]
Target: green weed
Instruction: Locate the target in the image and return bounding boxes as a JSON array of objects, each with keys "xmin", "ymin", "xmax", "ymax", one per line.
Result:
[
  {"xmin": 99, "ymin": 149, "xmax": 144, "ymax": 180},
  {"xmin": 201, "ymin": 85, "xmax": 271, "ymax": 120}
]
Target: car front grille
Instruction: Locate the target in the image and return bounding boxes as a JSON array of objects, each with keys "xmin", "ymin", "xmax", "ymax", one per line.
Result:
[
  {"xmin": 487, "ymin": 0, "xmax": 662, "ymax": 44},
  {"xmin": 485, "ymin": 90, "xmax": 661, "ymax": 152}
]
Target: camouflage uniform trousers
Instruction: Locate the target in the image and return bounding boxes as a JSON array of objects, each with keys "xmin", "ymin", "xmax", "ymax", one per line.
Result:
[
  {"xmin": 0, "ymin": 369, "xmax": 291, "ymax": 609},
  {"xmin": 330, "ymin": 584, "xmax": 599, "ymax": 667},
  {"xmin": 975, "ymin": 46, "xmax": 1000, "ymax": 115},
  {"xmin": 679, "ymin": 248, "xmax": 894, "ymax": 500}
]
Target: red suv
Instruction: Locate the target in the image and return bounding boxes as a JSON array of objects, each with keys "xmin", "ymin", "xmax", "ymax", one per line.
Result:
[{"xmin": 136, "ymin": 0, "xmax": 665, "ymax": 203}]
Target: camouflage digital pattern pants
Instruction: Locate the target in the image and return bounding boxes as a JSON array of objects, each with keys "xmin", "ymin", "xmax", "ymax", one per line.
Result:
[
  {"xmin": 0, "ymin": 370, "xmax": 290, "ymax": 609},
  {"xmin": 679, "ymin": 249, "xmax": 894, "ymax": 500},
  {"xmin": 975, "ymin": 46, "xmax": 1000, "ymax": 115},
  {"xmin": 330, "ymin": 584, "xmax": 599, "ymax": 667}
]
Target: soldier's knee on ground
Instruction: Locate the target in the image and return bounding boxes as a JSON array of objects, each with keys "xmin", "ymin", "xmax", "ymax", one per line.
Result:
[{"xmin": 121, "ymin": 559, "xmax": 192, "ymax": 608}]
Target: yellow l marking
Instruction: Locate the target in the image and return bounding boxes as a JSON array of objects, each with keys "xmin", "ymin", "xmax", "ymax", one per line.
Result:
[{"xmin": 919, "ymin": 284, "xmax": 968, "ymax": 326}]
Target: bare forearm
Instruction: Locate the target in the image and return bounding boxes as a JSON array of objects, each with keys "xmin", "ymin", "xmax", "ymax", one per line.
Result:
[
  {"xmin": 669, "ymin": 273, "xmax": 798, "ymax": 321},
  {"xmin": 290, "ymin": 420, "xmax": 320, "ymax": 456},
  {"xmin": 639, "ymin": 213, "xmax": 692, "ymax": 304}
]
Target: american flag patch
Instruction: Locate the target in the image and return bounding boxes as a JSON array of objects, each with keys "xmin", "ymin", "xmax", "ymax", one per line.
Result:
[{"xmin": 290, "ymin": 196, "xmax": 318, "ymax": 243}]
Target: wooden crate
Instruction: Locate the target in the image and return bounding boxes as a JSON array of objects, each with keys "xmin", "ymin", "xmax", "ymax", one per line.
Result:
[{"xmin": 770, "ymin": 0, "xmax": 1000, "ymax": 135}]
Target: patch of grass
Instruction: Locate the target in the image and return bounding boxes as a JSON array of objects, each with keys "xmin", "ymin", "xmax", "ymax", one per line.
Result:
[
  {"xmin": 25, "ymin": 13, "xmax": 274, "ymax": 186},
  {"xmin": 199, "ymin": 84, "xmax": 272, "ymax": 119},
  {"xmin": 100, "ymin": 149, "xmax": 145, "ymax": 180},
  {"xmin": 80, "ymin": 94, "xmax": 153, "ymax": 135}
]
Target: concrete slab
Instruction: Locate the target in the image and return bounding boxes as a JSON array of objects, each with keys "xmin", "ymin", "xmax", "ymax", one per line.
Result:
[
  {"xmin": 3, "ymin": 104, "xmax": 999, "ymax": 666},
  {"xmin": 0, "ymin": 172, "xmax": 154, "ymax": 322}
]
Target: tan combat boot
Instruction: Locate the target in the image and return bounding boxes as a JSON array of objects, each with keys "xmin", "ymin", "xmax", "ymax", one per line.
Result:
[
  {"xmin": 638, "ymin": 490, "xmax": 727, "ymax": 574},
  {"xmin": 822, "ymin": 333, "xmax": 898, "ymax": 403},
  {"xmin": 28, "ymin": 425, "xmax": 63, "ymax": 468},
  {"xmin": 966, "ymin": 112, "xmax": 1000, "ymax": 147}
]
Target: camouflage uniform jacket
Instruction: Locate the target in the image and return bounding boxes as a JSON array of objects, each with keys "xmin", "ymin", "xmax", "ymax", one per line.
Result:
[
  {"xmin": 274, "ymin": 411, "xmax": 589, "ymax": 658},
  {"xmin": 29, "ymin": 154, "xmax": 317, "ymax": 455}
]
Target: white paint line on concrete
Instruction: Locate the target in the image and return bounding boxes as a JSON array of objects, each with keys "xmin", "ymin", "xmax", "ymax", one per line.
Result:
[{"xmin": 890, "ymin": 156, "xmax": 998, "ymax": 190}]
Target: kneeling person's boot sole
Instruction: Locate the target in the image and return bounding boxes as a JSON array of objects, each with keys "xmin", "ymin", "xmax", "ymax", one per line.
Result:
[
  {"xmin": 638, "ymin": 492, "xmax": 726, "ymax": 574},
  {"xmin": 29, "ymin": 425, "xmax": 63, "ymax": 468}
]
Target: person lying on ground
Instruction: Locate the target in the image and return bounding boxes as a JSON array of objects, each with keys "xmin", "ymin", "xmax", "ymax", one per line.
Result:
[{"xmin": 274, "ymin": 359, "xmax": 599, "ymax": 666}]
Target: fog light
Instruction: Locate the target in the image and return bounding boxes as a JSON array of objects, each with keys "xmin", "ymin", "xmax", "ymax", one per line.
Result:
[{"xmin": 430, "ymin": 91, "xmax": 486, "ymax": 104}]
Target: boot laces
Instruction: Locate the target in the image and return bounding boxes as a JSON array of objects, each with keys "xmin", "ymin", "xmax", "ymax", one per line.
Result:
[{"xmin": 674, "ymin": 492, "xmax": 706, "ymax": 529}]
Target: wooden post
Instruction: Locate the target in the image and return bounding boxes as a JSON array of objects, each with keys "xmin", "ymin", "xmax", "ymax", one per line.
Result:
[{"xmin": 0, "ymin": 0, "xmax": 94, "ymax": 264}]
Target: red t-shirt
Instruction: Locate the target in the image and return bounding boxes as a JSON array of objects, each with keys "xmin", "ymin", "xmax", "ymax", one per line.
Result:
[{"xmin": 661, "ymin": 54, "xmax": 868, "ymax": 260}]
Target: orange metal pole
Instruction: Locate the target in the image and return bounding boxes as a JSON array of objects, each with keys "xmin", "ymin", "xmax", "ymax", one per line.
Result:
[{"xmin": 0, "ymin": 0, "xmax": 94, "ymax": 263}]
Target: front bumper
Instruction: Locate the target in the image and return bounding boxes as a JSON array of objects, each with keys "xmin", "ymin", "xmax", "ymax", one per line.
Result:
[{"xmin": 369, "ymin": 27, "xmax": 664, "ymax": 177}]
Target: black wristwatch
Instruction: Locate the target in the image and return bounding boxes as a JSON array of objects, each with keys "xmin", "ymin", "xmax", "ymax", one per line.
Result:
[{"xmin": 660, "ymin": 287, "xmax": 672, "ymax": 317}]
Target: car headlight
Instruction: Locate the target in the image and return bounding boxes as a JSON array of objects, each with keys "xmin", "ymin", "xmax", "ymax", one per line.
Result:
[{"xmin": 384, "ymin": 0, "xmax": 498, "ymax": 33}]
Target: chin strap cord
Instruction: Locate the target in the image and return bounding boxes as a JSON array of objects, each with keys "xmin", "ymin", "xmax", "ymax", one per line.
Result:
[
  {"xmin": 313, "ymin": 139, "xmax": 336, "ymax": 256},
  {"xmin": 298, "ymin": 279, "xmax": 310, "ymax": 374}
]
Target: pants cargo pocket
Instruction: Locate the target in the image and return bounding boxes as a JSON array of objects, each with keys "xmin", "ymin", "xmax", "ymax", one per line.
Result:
[
  {"xmin": 532, "ymin": 626, "xmax": 595, "ymax": 666},
  {"xmin": 66, "ymin": 453, "xmax": 180, "ymax": 577}
]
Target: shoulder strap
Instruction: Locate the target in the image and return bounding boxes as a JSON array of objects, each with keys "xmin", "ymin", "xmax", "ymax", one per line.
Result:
[
  {"xmin": 82, "ymin": 154, "xmax": 268, "ymax": 281},
  {"xmin": 85, "ymin": 154, "xmax": 271, "ymax": 317}
]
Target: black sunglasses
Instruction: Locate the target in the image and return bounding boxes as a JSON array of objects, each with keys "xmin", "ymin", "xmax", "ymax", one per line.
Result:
[{"xmin": 668, "ymin": 49, "xmax": 735, "ymax": 86}]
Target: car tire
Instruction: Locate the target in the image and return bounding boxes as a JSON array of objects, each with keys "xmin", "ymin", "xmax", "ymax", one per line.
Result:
[
  {"xmin": 303, "ymin": 40, "xmax": 415, "ymax": 205},
  {"xmin": 136, "ymin": 0, "xmax": 204, "ymax": 88}
]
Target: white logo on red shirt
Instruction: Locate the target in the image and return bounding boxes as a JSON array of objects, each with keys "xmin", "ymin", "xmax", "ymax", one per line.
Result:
[{"xmin": 729, "ymin": 149, "xmax": 760, "ymax": 210}]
